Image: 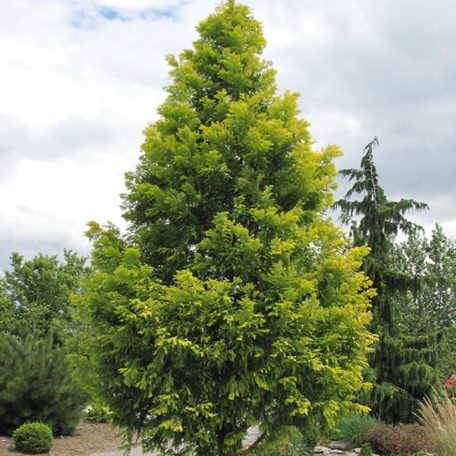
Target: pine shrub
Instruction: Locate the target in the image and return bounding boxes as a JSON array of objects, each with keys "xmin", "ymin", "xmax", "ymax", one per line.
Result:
[
  {"xmin": 363, "ymin": 423, "xmax": 433, "ymax": 455},
  {"xmin": 0, "ymin": 332, "xmax": 86, "ymax": 435},
  {"xmin": 13, "ymin": 422, "xmax": 53, "ymax": 454}
]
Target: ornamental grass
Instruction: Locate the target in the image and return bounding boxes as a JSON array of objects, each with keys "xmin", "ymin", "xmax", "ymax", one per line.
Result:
[{"xmin": 417, "ymin": 388, "xmax": 456, "ymax": 456}]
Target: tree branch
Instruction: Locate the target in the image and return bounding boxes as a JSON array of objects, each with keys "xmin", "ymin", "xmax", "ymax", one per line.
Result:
[{"xmin": 240, "ymin": 432, "xmax": 267, "ymax": 456}]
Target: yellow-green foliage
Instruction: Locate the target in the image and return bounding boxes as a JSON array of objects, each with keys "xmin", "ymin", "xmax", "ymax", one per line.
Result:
[{"xmin": 80, "ymin": 1, "xmax": 376, "ymax": 455}]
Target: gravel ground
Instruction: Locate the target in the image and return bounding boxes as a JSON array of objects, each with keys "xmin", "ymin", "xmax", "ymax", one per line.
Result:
[
  {"xmin": 0, "ymin": 423, "xmax": 261, "ymax": 456},
  {"xmin": 0, "ymin": 421, "xmax": 124, "ymax": 456},
  {"xmin": 95, "ymin": 447, "xmax": 155, "ymax": 456},
  {"xmin": 94, "ymin": 427, "xmax": 261, "ymax": 456}
]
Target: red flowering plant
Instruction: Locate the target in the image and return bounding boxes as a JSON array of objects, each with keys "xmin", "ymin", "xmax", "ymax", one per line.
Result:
[
  {"xmin": 441, "ymin": 374, "xmax": 456, "ymax": 398},
  {"xmin": 442, "ymin": 374, "xmax": 456, "ymax": 388}
]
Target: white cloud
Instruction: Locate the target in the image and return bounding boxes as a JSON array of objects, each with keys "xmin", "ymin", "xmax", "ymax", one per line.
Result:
[
  {"xmin": 0, "ymin": 150, "xmax": 133, "ymax": 261},
  {"xmin": 93, "ymin": 0, "xmax": 184, "ymax": 10}
]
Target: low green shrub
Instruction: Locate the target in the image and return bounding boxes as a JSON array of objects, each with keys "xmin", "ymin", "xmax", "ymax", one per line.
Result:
[
  {"xmin": 359, "ymin": 442, "xmax": 373, "ymax": 456},
  {"xmin": 252, "ymin": 426, "xmax": 313, "ymax": 456},
  {"xmin": 363, "ymin": 423, "xmax": 433, "ymax": 455},
  {"xmin": 300, "ymin": 422, "xmax": 320, "ymax": 452},
  {"xmin": 13, "ymin": 422, "xmax": 53, "ymax": 454},
  {"xmin": 86, "ymin": 404, "xmax": 113, "ymax": 423},
  {"xmin": 332, "ymin": 414, "xmax": 381, "ymax": 447}
]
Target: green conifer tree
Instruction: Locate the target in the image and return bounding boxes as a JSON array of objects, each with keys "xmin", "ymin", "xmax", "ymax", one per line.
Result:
[
  {"xmin": 335, "ymin": 138, "xmax": 439, "ymax": 423},
  {"xmin": 81, "ymin": 2, "xmax": 375, "ymax": 455},
  {"xmin": 0, "ymin": 332, "xmax": 85, "ymax": 435}
]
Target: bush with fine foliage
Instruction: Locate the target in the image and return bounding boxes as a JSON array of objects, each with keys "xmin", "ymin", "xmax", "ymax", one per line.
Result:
[
  {"xmin": 359, "ymin": 442, "xmax": 373, "ymax": 456},
  {"xmin": 252, "ymin": 426, "xmax": 313, "ymax": 456},
  {"xmin": 363, "ymin": 423, "xmax": 433, "ymax": 455},
  {"xmin": 418, "ymin": 388, "xmax": 456, "ymax": 456},
  {"xmin": 332, "ymin": 413, "xmax": 381, "ymax": 447},
  {"xmin": 13, "ymin": 422, "xmax": 53, "ymax": 454},
  {"xmin": 0, "ymin": 332, "xmax": 86, "ymax": 435},
  {"xmin": 86, "ymin": 403, "xmax": 113, "ymax": 423}
]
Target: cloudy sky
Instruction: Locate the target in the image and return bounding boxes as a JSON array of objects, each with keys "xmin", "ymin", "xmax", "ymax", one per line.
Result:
[{"xmin": 1, "ymin": 0, "xmax": 455, "ymax": 270}]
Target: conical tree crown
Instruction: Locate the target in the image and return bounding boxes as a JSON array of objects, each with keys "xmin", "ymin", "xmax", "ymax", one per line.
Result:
[
  {"xmin": 122, "ymin": 0, "xmax": 335, "ymax": 282},
  {"xmin": 337, "ymin": 138, "xmax": 428, "ymax": 259}
]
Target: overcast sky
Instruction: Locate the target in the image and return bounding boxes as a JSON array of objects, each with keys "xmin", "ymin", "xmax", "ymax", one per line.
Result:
[{"xmin": 1, "ymin": 0, "xmax": 455, "ymax": 270}]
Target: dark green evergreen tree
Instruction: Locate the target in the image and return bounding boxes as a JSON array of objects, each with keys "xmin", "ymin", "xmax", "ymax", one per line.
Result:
[
  {"xmin": 335, "ymin": 138, "xmax": 440, "ymax": 423},
  {"xmin": 0, "ymin": 252, "xmax": 90, "ymax": 433},
  {"xmin": 0, "ymin": 331, "xmax": 86, "ymax": 435}
]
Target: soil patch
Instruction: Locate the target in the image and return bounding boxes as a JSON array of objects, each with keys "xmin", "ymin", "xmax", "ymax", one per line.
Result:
[{"xmin": 0, "ymin": 421, "xmax": 124, "ymax": 456}]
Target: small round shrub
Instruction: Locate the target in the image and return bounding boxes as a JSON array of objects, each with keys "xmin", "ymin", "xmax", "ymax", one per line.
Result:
[
  {"xmin": 13, "ymin": 422, "xmax": 53, "ymax": 454},
  {"xmin": 363, "ymin": 424, "xmax": 433, "ymax": 455}
]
